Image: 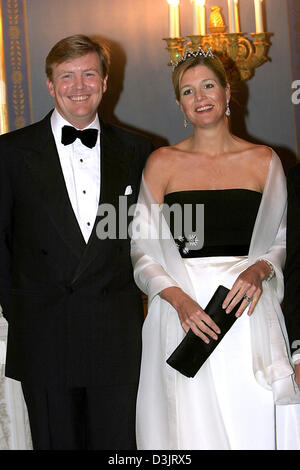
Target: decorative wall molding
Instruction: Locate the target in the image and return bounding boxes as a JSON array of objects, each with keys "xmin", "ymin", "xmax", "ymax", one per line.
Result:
[{"xmin": 1, "ymin": 0, "xmax": 32, "ymax": 130}]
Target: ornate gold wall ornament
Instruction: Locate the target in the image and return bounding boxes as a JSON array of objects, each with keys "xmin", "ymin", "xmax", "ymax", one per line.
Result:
[
  {"xmin": 163, "ymin": 3, "xmax": 271, "ymax": 84},
  {"xmin": 0, "ymin": 2, "xmax": 9, "ymax": 134},
  {"xmin": 208, "ymin": 6, "xmax": 226, "ymax": 34},
  {"xmin": 1, "ymin": 0, "xmax": 32, "ymax": 130}
]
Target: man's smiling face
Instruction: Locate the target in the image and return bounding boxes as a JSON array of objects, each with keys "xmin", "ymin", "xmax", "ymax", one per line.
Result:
[{"xmin": 46, "ymin": 51, "xmax": 108, "ymax": 129}]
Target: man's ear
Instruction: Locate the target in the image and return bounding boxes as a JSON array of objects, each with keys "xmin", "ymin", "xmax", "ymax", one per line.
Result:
[
  {"xmin": 46, "ymin": 78, "xmax": 55, "ymax": 98},
  {"xmin": 102, "ymin": 75, "xmax": 108, "ymax": 94}
]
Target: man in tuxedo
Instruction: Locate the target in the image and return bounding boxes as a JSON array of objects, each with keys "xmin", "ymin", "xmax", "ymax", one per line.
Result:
[
  {"xmin": 0, "ymin": 34, "xmax": 153, "ymax": 449},
  {"xmin": 284, "ymin": 164, "xmax": 300, "ymax": 389}
]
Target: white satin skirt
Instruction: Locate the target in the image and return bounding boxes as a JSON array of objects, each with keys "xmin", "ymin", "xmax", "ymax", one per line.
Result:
[
  {"xmin": 136, "ymin": 256, "xmax": 300, "ymax": 450},
  {"xmin": 0, "ymin": 317, "xmax": 32, "ymax": 450}
]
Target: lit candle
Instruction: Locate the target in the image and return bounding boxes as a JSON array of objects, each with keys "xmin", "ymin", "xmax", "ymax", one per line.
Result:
[
  {"xmin": 199, "ymin": 0, "xmax": 206, "ymax": 35},
  {"xmin": 0, "ymin": 80, "xmax": 6, "ymax": 105},
  {"xmin": 234, "ymin": 0, "xmax": 240, "ymax": 33},
  {"xmin": 254, "ymin": 0, "xmax": 264, "ymax": 33},
  {"xmin": 228, "ymin": 0, "xmax": 236, "ymax": 33},
  {"xmin": 167, "ymin": 0, "xmax": 180, "ymax": 38},
  {"xmin": 192, "ymin": 0, "xmax": 206, "ymax": 36}
]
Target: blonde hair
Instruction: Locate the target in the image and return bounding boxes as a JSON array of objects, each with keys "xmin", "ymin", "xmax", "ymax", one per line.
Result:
[
  {"xmin": 172, "ymin": 54, "xmax": 228, "ymax": 101},
  {"xmin": 45, "ymin": 34, "xmax": 110, "ymax": 80}
]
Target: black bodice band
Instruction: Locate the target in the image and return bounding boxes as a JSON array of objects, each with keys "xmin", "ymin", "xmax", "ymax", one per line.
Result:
[
  {"xmin": 164, "ymin": 189, "xmax": 262, "ymax": 260},
  {"xmin": 175, "ymin": 243, "xmax": 250, "ymax": 259}
]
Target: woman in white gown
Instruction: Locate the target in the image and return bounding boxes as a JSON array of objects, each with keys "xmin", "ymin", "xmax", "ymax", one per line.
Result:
[
  {"xmin": 0, "ymin": 309, "xmax": 32, "ymax": 449},
  {"xmin": 131, "ymin": 49, "xmax": 300, "ymax": 450}
]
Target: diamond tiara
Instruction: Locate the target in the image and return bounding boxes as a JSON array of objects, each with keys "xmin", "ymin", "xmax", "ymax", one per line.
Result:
[{"xmin": 171, "ymin": 47, "xmax": 214, "ymax": 68}]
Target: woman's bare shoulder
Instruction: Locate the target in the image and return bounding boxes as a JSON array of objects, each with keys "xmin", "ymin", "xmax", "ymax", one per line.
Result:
[
  {"xmin": 247, "ymin": 144, "xmax": 273, "ymax": 168},
  {"xmin": 143, "ymin": 146, "xmax": 181, "ymax": 201},
  {"xmin": 243, "ymin": 144, "xmax": 273, "ymax": 190},
  {"xmin": 144, "ymin": 144, "xmax": 184, "ymax": 173},
  {"xmin": 234, "ymin": 138, "xmax": 272, "ymax": 166},
  {"xmin": 146, "ymin": 145, "xmax": 174, "ymax": 162}
]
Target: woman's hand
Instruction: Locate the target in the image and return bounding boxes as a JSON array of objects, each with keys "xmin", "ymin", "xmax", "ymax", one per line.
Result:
[
  {"xmin": 160, "ymin": 286, "xmax": 221, "ymax": 344},
  {"xmin": 222, "ymin": 260, "xmax": 272, "ymax": 317},
  {"xmin": 295, "ymin": 362, "xmax": 300, "ymax": 389}
]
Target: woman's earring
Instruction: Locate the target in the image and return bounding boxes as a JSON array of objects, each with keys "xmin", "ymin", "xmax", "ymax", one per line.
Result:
[
  {"xmin": 225, "ymin": 99, "xmax": 231, "ymax": 117},
  {"xmin": 184, "ymin": 115, "xmax": 189, "ymax": 128}
]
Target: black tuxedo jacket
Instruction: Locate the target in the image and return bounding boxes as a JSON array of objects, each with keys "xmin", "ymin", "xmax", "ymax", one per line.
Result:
[
  {"xmin": 284, "ymin": 163, "xmax": 300, "ymax": 354},
  {"xmin": 0, "ymin": 111, "xmax": 153, "ymax": 387}
]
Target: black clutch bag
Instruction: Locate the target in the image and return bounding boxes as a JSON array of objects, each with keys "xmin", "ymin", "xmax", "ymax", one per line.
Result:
[{"xmin": 166, "ymin": 285, "xmax": 242, "ymax": 378}]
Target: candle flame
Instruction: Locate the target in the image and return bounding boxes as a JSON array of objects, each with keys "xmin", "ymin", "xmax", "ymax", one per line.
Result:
[{"xmin": 167, "ymin": 0, "xmax": 180, "ymax": 6}]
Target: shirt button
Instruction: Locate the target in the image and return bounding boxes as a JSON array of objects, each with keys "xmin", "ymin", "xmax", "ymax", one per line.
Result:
[{"xmin": 83, "ymin": 190, "xmax": 86, "ymax": 194}]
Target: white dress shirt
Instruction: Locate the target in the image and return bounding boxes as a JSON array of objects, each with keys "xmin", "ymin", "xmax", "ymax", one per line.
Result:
[{"xmin": 51, "ymin": 109, "xmax": 101, "ymax": 243}]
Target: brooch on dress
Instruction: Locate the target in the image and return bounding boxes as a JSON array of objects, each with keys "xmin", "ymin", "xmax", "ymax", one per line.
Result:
[{"xmin": 175, "ymin": 233, "xmax": 199, "ymax": 255}]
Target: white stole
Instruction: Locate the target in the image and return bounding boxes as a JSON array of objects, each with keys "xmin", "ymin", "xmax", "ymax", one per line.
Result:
[{"xmin": 131, "ymin": 150, "xmax": 300, "ymax": 404}]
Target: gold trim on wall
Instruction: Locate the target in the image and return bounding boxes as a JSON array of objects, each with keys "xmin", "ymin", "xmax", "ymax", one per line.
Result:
[
  {"xmin": 1, "ymin": 0, "xmax": 33, "ymax": 130},
  {"xmin": 22, "ymin": 0, "xmax": 33, "ymax": 124},
  {"xmin": 0, "ymin": 1, "xmax": 9, "ymax": 134}
]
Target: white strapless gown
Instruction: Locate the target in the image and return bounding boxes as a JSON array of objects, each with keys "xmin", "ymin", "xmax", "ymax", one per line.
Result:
[{"xmin": 136, "ymin": 256, "xmax": 300, "ymax": 450}]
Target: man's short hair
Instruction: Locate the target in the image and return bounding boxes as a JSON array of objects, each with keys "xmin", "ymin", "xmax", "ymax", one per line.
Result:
[{"xmin": 45, "ymin": 34, "xmax": 110, "ymax": 80}]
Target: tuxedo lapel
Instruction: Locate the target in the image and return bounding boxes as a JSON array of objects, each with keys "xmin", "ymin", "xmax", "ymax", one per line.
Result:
[
  {"xmin": 99, "ymin": 127, "xmax": 131, "ymax": 205},
  {"xmin": 71, "ymin": 124, "xmax": 133, "ymax": 282},
  {"xmin": 23, "ymin": 115, "xmax": 134, "ymax": 282},
  {"xmin": 23, "ymin": 118, "xmax": 86, "ymax": 259}
]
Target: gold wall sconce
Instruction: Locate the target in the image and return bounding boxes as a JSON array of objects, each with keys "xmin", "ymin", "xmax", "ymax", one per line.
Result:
[{"xmin": 164, "ymin": 0, "xmax": 271, "ymax": 83}]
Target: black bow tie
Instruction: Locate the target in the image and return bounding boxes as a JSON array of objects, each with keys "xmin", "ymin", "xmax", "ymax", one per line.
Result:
[{"xmin": 61, "ymin": 125, "xmax": 98, "ymax": 149}]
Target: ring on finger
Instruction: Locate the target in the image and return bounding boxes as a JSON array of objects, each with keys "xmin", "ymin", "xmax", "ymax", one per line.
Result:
[{"xmin": 243, "ymin": 294, "xmax": 253, "ymax": 303}]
